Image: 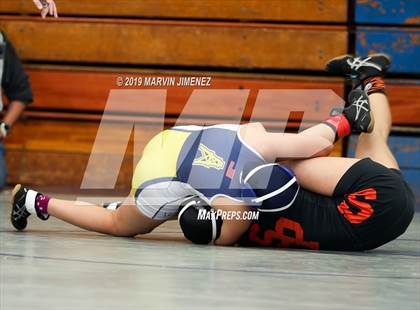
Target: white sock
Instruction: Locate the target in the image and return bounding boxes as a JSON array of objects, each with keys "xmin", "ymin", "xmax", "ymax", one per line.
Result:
[{"xmin": 25, "ymin": 189, "xmax": 38, "ymax": 214}]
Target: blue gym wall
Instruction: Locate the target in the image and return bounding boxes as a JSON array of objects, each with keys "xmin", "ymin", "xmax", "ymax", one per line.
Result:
[{"xmin": 352, "ymin": 0, "xmax": 420, "ymax": 208}]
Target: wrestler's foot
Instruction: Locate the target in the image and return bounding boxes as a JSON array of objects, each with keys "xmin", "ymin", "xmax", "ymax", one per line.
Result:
[
  {"xmin": 325, "ymin": 53, "xmax": 391, "ymax": 85},
  {"xmin": 11, "ymin": 184, "xmax": 49, "ymax": 231},
  {"xmin": 11, "ymin": 185, "xmax": 31, "ymax": 230},
  {"xmin": 343, "ymin": 89, "xmax": 374, "ymax": 133}
]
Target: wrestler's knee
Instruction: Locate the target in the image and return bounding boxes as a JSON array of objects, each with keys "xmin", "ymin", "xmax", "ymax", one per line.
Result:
[
  {"xmin": 109, "ymin": 220, "xmax": 133, "ymax": 237},
  {"xmin": 110, "ymin": 210, "xmax": 155, "ymax": 237},
  {"xmin": 110, "ymin": 223, "xmax": 152, "ymax": 237}
]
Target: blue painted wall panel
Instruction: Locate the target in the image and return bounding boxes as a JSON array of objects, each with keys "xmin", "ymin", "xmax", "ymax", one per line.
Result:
[
  {"xmin": 356, "ymin": 0, "xmax": 420, "ymax": 25},
  {"xmin": 356, "ymin": 27, "xmax": 420, "ymax": 73},
  {"xmin": 388, "ymin": 135, "xmax": 420, "ymax": 168},
  {"xmin": 399, "ymin": 169, "xmax": 420, "ymax": 208},
  {"xmin": 348, "ymin": 135, "xmax": 420, "ymax": 169}
]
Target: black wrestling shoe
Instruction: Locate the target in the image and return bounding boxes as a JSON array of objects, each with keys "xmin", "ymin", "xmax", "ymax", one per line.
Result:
[
  {"xmin": 11, "ymin": 184, "xmax": 31, "ymax": 231},
  {"xmin": 343, "ymin": 89, "xmax": 374, "ymax": 133},
  {"xmin": 325, "ymin": 53, "xmax": 391, "ymax": 85},
  {"xmin": 11, "ymin": 184, "xmax": 49, "ymax": 231}
]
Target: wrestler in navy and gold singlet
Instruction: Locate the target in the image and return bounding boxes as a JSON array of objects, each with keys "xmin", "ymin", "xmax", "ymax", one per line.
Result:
[{"xmin": 132, "ymin": 124, "xmax": 267, "ymax": 220}]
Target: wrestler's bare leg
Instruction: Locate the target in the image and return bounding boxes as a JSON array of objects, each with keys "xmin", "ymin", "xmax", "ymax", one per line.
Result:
[
  {"xmin": 11, "ymin": 184, "xmax": 164, "ymax": 236},
  {"xmin": 354, "ymin": 93, "xmax": 398, "ymax": 169},
  {"xmin": 47, "ymin": 196, "xmax": 164, "ymax": 236}
]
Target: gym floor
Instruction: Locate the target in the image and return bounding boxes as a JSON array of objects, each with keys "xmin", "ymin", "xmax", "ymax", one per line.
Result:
[{"xmin": 1, "ymin": 190, "xmax": 419, "ymax": 310}]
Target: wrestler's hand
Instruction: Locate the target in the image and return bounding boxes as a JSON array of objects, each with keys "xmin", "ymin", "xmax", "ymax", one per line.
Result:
[{"xmin": 32, "ymin": 0, "xmax": 58, "ymax": 18}]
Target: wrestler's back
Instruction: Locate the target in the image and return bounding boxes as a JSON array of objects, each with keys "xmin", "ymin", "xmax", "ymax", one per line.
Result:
[{"xmin": 132, "ymin": 124, "xmax": 266, "ymax": 205}]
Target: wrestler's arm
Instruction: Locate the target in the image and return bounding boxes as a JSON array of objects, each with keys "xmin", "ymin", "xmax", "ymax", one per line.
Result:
[
  {"xmin": 212, "ymin": 197, "xmax": 252, "ymax": 246},
  {"xmin": 240, "ymin": 122, "xmax": 335, "ymax": 162}
]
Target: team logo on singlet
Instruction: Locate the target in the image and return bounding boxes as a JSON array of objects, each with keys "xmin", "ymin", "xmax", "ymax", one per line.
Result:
[{"xmin": 193, "ymin": 143, "xmax": 225, "ymax": 170}]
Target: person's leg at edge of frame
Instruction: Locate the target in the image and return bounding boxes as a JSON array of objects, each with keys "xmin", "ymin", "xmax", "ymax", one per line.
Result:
[{"xmin": 0, "ymin": 141, "xmax": 7, "ymax": 190}]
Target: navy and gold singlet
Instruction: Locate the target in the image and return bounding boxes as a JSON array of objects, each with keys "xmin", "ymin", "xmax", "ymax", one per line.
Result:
[{"xmin": 132, "ymin": 124, "xmax": 266, "ymax": 220}]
